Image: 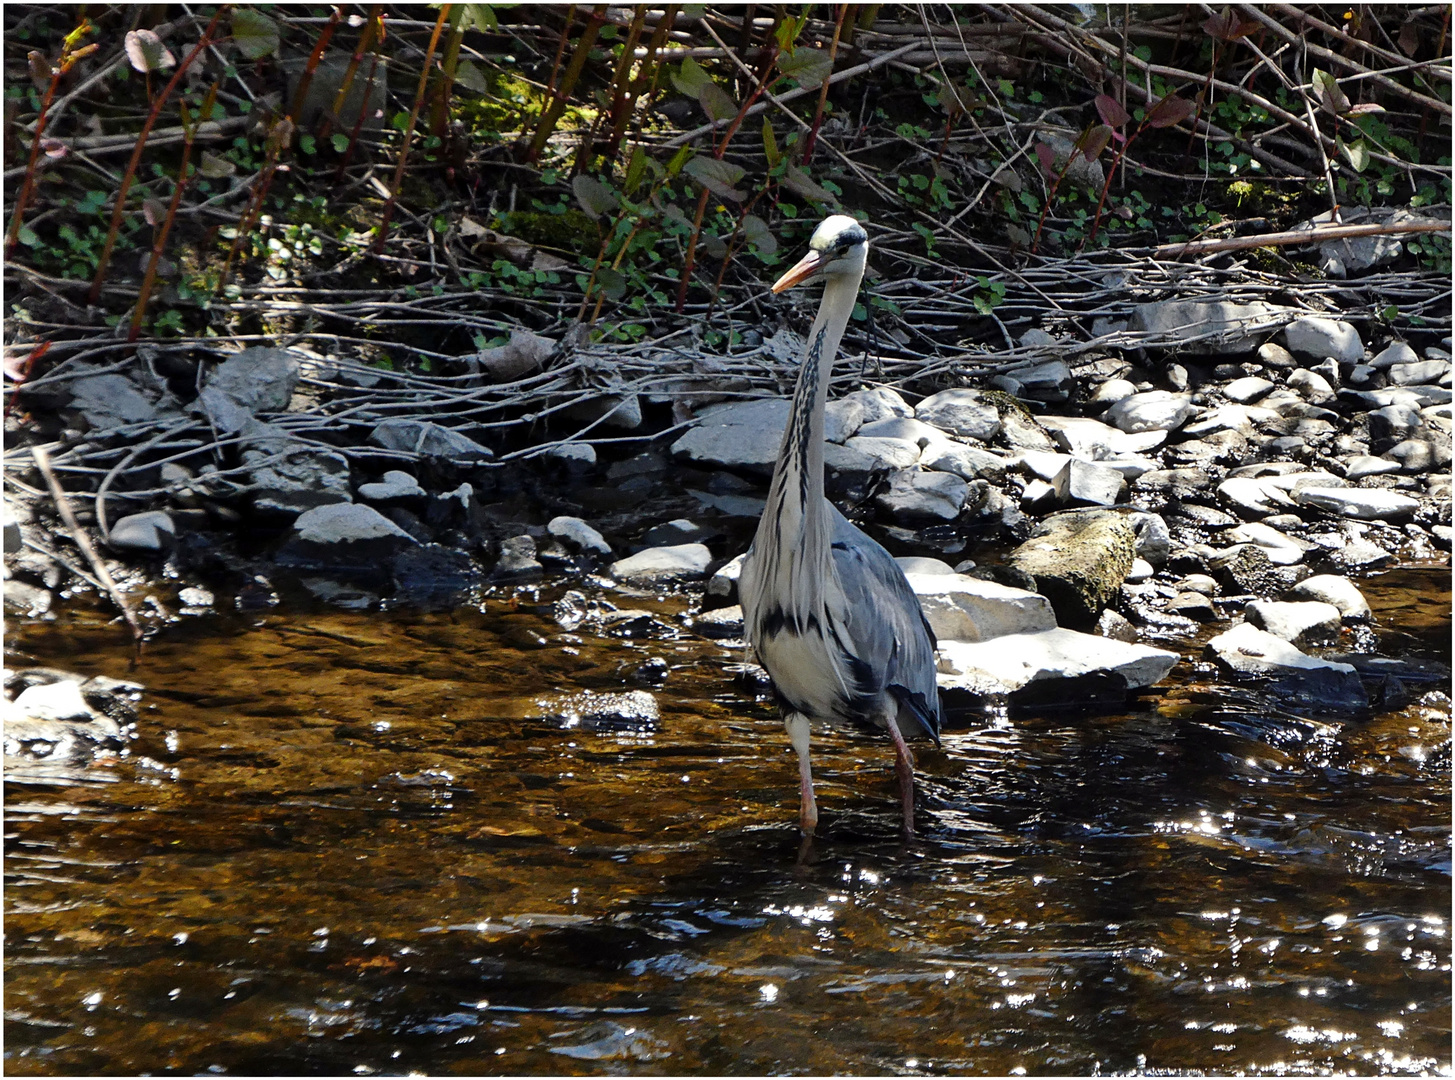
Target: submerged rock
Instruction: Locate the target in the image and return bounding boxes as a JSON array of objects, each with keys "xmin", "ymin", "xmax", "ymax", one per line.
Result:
[
  {"xmin": 538, "ymin": 690, "xmax": 660, "ymax": 732},
  {"xmin": 1205, "ymin": 622, "xmax": 1366, "ymax": 709}
]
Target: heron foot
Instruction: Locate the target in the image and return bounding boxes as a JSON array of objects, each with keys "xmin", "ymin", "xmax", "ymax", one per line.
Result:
[{"xmin": 886, "ymin": 714, "xmax": 917, "ymax": 839}]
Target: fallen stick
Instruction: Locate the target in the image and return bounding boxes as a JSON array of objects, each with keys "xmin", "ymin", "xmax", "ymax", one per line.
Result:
[
  {"xmin": 1154, "ymin": 219, "xmax": 1451, "ymax": 259},
  {"xmin": 29, "ymin": 444, "xmax": 145, "ymax": 648}
]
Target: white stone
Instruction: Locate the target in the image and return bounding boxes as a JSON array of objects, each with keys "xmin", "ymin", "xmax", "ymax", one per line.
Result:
[
  {"xmin": 1130, "ymin": 299, "xmax": 1287, "ymax": 355},
  {"xmin": 1227, "ymin": 522, "xmax": 1307, "ymax": 565},
  {"xmin": 669, "ymin": 399, "xmax": 787, "ymax": 473},
  {"xmin": 1370, "ymin": 341, "xmax": 1419, "ymax": 369},
  {"xmin": 1287, "ymin": 574, "xmax": 1371, "ymax": 620},
  {"xmin": 823, "ymin": 396, "xmax": 866, "ymax": 443},
  {"xmin": 875, "ymin": 470, "xmax": 969, "ymax": 521},
  {"xmin": 856, "ymin": 416, "xmax": 949, "ymax": 450},
  {"xmin": 1388, "ymin": 360, "xmax": 1450, "ymax": 386},
  {"xmin": 609, "ymin": 543, "xmax": 713, "ymax": 583},
  {"xmin": 842, "ymin": 386, "xmax": 914, "ymax": 424},
  {"xmin": 1284, "ymin": 316, "xmax": 1364, "ymax": 363},
  {"xmin": 292, "ymin": 503, "xmax": 416, "ymax": 545},
  {"xmin": 1038, "ymin": 415, "xmax": 1166, "ymax": 458},
  {"xmin": 1126, "ymin": 558, "xmax": 1154, "ymax": 583},
  {"xmin": 843, "ymin": 435, "xmax": 922, "ymax": 470},
  {"xmin": 1224, "ymin": 376, "xmax": 1275, "ymax": 403},
  {"xmin": 1343, "ymin": 455, "xmax": 1402, "ymax": 480},
  {"xmin": 907, "ymin": 572, "xmax": 1056, "ymax": 642},
  {"xmin": 1182, "ymin": 403, "xmax": 1279, "ymax": 436},
  {"xmin": 1245, "ymin": 600, "xmax": 1342, "ymax": 644},
  {"xmin": 896, "ymin": 557, "xmax": 957, "ymax": 576},
  {"xmin": 920, "ymin": 442, "xmax": 1007, "ymax": 482},
  {"xmin": 108, "ymin": 510, "xmax": 176, "ymax": 552},
  {"xmin": 10, "ymin": 680, "xmax": 92, "ymax": 722},
  {"xmin": 1287, "ymin": 369, "xmax": 1336, "ymax": 402},
  {"xmin": 547, "ymin": 516, "xmax": 612, "ymax": 556},
  {"xmin": 357, "ymin": 470, "xmax": 425, "ymax": 501},
  {"xmin": 1102, "ymin": 390, "xmax": 1197, "ymax": 434},
  {"xmin": 913, "ymin": 389, "xmax": 1002, "ymax": 442},
  {"xmin": 1294, "ymin": 486, "xmax": 1420, "ymax": 521},
  {"xmin": 937, "ymin": 629, "xmax": 1177, "ymax": 694},
  {"xmin": 1205, "ymin": 624, "xmax": 1364, "ymax": 708},
  {"xmin": 1087, "ymin": 378, "xmax": 1137, "ymax": 406}
]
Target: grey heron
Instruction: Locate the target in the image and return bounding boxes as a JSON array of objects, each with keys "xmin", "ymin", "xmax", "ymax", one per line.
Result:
[{"xmin": 738, "ymin": 214, "xmax": 941, "ymax": 840}]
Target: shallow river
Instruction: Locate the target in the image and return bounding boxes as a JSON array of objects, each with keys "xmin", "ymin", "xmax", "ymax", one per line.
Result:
[{"xmin": 4, "ymin": 566, "xmax": 1450, "ymax": 1075}]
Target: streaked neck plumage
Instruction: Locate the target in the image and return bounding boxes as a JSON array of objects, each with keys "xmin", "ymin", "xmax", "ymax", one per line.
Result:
[{"xmin": 761, "ymin": 266, "xmax": 862, "ymax": 559}]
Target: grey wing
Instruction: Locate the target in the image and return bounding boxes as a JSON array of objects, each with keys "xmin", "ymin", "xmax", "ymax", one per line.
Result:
[{"xmin": 827, "ymin": 504, "xmax": 941, "ymax": 741}]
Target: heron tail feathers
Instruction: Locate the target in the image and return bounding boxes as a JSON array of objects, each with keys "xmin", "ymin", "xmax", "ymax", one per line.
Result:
[{"xmin": 887, "ymin": 684, "xmax": 940, "ymax": 747}]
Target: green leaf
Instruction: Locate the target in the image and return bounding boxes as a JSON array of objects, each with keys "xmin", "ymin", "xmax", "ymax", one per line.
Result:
[
  {"xmin": 670, "ymin": 55, "xmax": 712, "ymax": 98},
  {"xmin": 17, "ymin": 225, "xmax": 40, "ymax": 247},
  {"xmin": 231, "ymin": 8, "xmax": 280, "ymax": 60},
  {"xmin": 698, "ymin": 81, "xmax": 738, "ymax": 123},
  {"xmin": 461, "ymin": 5, "xmax": 498, "ymax": 31},
  {"xmin": 777, "ymin": 48, "xmax": 832, "ymax": 89},
  {"xmin": 596, "ymin": 266, "xmax": 627, "ymax": 302},
  {"xmin": 623, "ymin": 145, "xmax": 647, "ymax": 195},
  {"xmin": 331, "ymin": 133, "xmax": 349, "ymax": 153},
  {"xmin": 741, "ymin": 213, "xmax": 776, "ymax": 255},
  {"xmin": 762, "ymin": 116, "xmax": 780, "ymax": 167},
  {"xmin": 1338, "ymin": 135, "xmax": 1369, "ymax": 173},
  {"xmin": 391, "ymin": 111, "xmax": 410, "ymax": 132},
  {"xmin": 299, "ymin": 133, "xmax": 317, "ymax": 155},
  {"xmin": 197, "ymin": 149, "xmax": 235, "ymax": 178},
  {"xmin": 666, "ymin": 146, "xmax": 693, "ymax": 178},
  {"xmin": 782, "ymin": 164, "xmax": 836, "ymax": 205},
  {"xmin": 572, "ymin": 174, "xmax": 620, "ymax": 218},
  {"xmin": 454, "ymin": 58, "xmax": 489, "ymax": 94},
  {"xmin": 683, "ymin": 156, "xmax": 746, "ymax": 200}
]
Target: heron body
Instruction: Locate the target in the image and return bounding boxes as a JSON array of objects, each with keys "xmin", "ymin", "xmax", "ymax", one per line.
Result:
[{"xmin": 738, "ymin": 215, "xmax": 941, "ymax": 839}]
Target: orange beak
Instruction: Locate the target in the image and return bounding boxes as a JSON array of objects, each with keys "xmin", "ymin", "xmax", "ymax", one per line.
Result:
[{"xmin": 771, "ymin": 249, "xmax": 826, "ymax": 293}]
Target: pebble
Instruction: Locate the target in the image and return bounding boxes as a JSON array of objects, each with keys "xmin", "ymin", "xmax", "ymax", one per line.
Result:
[
  {"xmin": 912, "ymin": 389, "xmax": 1002, "ymax": 442},
  {"xmin": 108, "ymin": 511, "xmax": 176, "ymax": 553},
  {"xmin": 1284, "ymin": 316, "xmax": 1364, "ymax": 364},
  {"xmin": 1370, "ymin": 341, "xmax": 1419, "ymax": 369},
  {"xmin": 1224, "ymin": 376, "xmax": 1274, "ymax": 403},
  {"xmin": 357, "ymin": 470, "xmax": 425, "ymax": 501},
  {"xmin": 1244, "ymin": 599, "xmax": 1342, "ymax": 645},
  {"xmin": 1102, "ymin": 391, "xmax": 1197, "ymax": 434},
  {"xmin": 548, "ymin": 516, "xmax": 612, "ymax": 556},
  {"xmin": 875, "ymin": 469, "xmax": 970, "ymax": 522},
  {"xmin": 609, "ymin": 543, "xmax": 713, "ymax": 583}
]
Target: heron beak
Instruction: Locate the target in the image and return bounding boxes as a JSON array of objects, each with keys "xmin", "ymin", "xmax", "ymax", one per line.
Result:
[{"xmin": 771, "ymin": 249, "xmax": 826, "ymax": 293}]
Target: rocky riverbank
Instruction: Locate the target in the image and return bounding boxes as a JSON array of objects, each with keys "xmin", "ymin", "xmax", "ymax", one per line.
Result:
[{"xmin": 5, "ymin": 299, "xmax": 1451, "ymax": 722}]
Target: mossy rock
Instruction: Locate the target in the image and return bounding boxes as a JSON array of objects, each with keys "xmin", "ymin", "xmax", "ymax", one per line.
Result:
[{"xmin": 979, "ymin": 388, "xmax": 1033, "ymax": 418}]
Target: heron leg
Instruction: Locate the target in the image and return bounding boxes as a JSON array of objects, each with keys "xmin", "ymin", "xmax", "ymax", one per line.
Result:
[
  {"xmin": 784, "ymin": 711, "xmax": 817, "ymax": 836},
  {"xmin": 885, "ymin": 713, "xmax": 916, "ymax": 839}
]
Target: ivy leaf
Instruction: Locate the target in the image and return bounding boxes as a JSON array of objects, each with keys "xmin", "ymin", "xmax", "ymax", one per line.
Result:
[
  {"xmin": 782, "ymin": 163, "xmax": 837, "ymax": 205},
  {"xmin": 1312, "ymin": 69, "xmax": 1350, "ymax": 115},
  {"xmin": 1094, "ymin": 93, "xmax": 1130, "ymax": 128},
  {"xmin": 454, "ymin": 58, "xmax": 489, "ymax": 94},
  {"xmin": 683, "ymin": 156, "xmax": 746, "ymax": 200},
  {"xmin": 698, "ymin": 81, "xmax": 738, "ymax": 123},
  {"xmin": 1145, "ymin": 93, "xmax": 1196, "ymax": 129},
  {"xmin": 777, "ymin": 47, "xmax": 833, "ymax": 89},
  {"xmin": 231, "ymin": 8, "xmax": 280, "ymax": 60},
  {"xmin": 741, "ymin": 213, "xmax": 777, "ymax": 255},
  {"xmin": 125, "ymin": 28, "xmax": 176, "ymax": 73},
  {"xmin": 1338, "ymin": 135, "xmax": 1369, "ymax": 173},
  {"xmin": 670, "ymin": 55, "xmax": 712, "ymax": 98},
  {"xmin": 572, "ymin": 174, "xmax": 620, "ymax": 219}
]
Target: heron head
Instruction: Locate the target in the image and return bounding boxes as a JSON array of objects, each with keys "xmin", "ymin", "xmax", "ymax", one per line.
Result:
[{"xmin": 771, "ymin": 214, "xmax": 868, "ymax": 293}]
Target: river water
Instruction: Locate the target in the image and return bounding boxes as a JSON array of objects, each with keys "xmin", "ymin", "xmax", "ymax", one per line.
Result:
[{"xmin": 4, "ymin": 566, "xmax": 1450, "ymax": 1075}]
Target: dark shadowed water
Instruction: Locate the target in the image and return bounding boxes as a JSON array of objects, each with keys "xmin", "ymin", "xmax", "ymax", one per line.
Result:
[{"xmin": 4, "ymin": 567, "xmax": 1450, "ymax": 1076}]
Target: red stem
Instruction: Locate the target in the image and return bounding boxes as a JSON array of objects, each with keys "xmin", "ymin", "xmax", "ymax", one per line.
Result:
[
  {"xmin": 88, "ymin": 6, "xmax": 227, "ymax": 305},
  {"xmin": 375, "ymin": 4, "xmax": 451, "ymax": 253}
]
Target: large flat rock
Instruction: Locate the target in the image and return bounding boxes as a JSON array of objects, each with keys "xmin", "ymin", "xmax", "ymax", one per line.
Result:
[
  {"xmin": 906, "ymin": 572, "xmax": 1056, "ymax": 642},
  {"xmin": 670, "ymin": 399, "xmax": 788, "ymax": 474},
  {"xmin": 937, "ymin": 628, "xmax": 1177, "ymax": 696},
  {"xmin": 1205, "ymin": 622, "xmax": 1366, "ymax": 709}
]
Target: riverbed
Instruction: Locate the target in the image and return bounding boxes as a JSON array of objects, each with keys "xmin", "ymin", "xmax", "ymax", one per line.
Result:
[{"xmin": 4, "ymin": 566, "xmax": 1450, "ymax": 1075}]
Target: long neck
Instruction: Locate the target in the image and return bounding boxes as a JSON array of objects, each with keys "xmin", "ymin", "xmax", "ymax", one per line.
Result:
[{"xmin": 765, "ymin": 269, "xmax": 861, "ymax": 545}]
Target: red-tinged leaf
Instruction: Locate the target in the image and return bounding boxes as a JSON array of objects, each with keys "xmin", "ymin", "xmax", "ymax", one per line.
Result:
[
  {"xmin": 1034, "ymin": 141, "xmax": 1057, "ymax": 177},
  {"xmin": 1079, "ymin": 124, "xmax": 1113, "ymax": 160},
  {"xmin": 777, "ymin": 47, "xmax": 833, "ymax": 89},
  {"xmin": 124, "ymin": 28, "xmax": 175, "ymax": 73},
  {"xmin": 1312, "ymin": 69, "xmax": 1350, "ymax": 115},
  {"xmin": 142, "ymin": 199, "xmax": 168, "ymax": 226},
  {"xmin": 1146, "ymin": 93, "xmax": 1196, "ymax": 128},
  {"xmin": 1095, "ymin": 93, "xmax": 1130, "ymax": 128},
  {"xmin": 697, "ymin": 80, "xmax": 738, "ymax": 123},
  {"xmin": 684, "ymin": 155, "xmax": 747, "ymax": 200},
  {"xmin": 1202, "ymin": 8, "xmax": 1235, "ymax": 40},
  {"xmin": 1345, "ymin": 102, "xmax": 1385, "ymax": 117}
]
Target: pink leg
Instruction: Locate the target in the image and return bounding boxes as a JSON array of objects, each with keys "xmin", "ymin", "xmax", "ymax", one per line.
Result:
[
  {"xmin": 784, "ymin": 712, "xmax": 817, "ymax": 835},
  {"xmin": 885, "ymin": 714, "xmax": 916, "ymax": 838}
]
